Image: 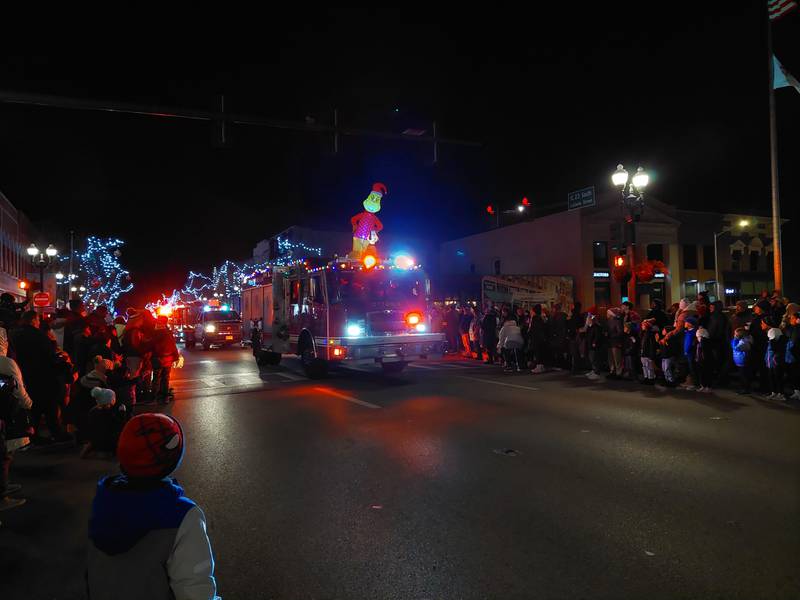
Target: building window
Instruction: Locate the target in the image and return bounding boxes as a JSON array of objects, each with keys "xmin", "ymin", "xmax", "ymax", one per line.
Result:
[
  {"xmin": 592, "ymin": 241, "xmax": 608, "ymax": 268},
  {"xmin": 683, "ymin": 245, "xmax": 697, "ymax": 269},
  {"xmin": 732, "ymin": 250, "xmax": 742, "ymax": 271},
  {"xmin": 594, "ymin": 282, "xmax": 611, "ymax": 307},
  {"xmin": 703, "ymin": 245, "xmax": 715, "ymax": 270},
  {"xmin": 749, "ymin": 251, "xmax": 759, "ymax": 272},
  {"xmin": 646, "ymin": 244, "xmax": 664, "ymax": 262},
  {"xmin": 494, "ymin": 259, "xmax": 501, "ymax": 275}
]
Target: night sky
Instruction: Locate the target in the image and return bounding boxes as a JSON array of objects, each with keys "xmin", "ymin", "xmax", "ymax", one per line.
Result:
[{"xmin": 1, "ymin": 5, "xmax": 798, "ymax": 305}]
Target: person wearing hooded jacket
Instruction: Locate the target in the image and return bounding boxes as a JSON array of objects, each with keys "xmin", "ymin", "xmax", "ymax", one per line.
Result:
[
  {"xmin": 498, "ymin": 316, "xmax": 524, "ymax": 372},
  {"xmin": 731, "ymin": 327, "xmax": 754, "ymax": 394},
  {"xmin": 87, "ymin": 413, "xmax": 220, "ymax": 600}
]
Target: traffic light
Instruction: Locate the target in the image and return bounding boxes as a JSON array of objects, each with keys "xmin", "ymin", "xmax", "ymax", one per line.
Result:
[
  {"xmin": 614, "ymin": 255, "xmax": 626, "ymax": 268},
  {"xmin": 486, "ymin": 204, "xmax": 495, "ymax": 215},
  {"xmin": 18, "ymin": 280, "xmax": 28, "ymax": 290},
  {"xmin": 521, "ymin": 197, "xmax": 530, "ymax": 207}
]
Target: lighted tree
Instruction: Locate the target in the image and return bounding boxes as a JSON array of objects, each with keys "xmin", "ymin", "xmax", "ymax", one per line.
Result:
[{"xmin": 78, "ymin": 236, "xmax": 133, "ymax": 312}]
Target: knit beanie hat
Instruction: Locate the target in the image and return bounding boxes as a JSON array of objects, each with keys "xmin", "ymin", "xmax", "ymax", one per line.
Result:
[
  {"xmin": 767, "ymin": 327, "xmax": 783, "ymax": 341},
  {"xmin": 117, "ymin": 413, "xmax": 185, "ymax": 479},
  {"xmin": 685, "ymin": 316, "xmax": 698, "ymax": 327},
  {"xmin": 91, "ymin": 387, "xmax": 116, "ymax": 407}
]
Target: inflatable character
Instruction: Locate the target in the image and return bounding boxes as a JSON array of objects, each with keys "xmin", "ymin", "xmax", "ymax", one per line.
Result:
[{"xmin": 350, "ymin": 182, "xmax": 387, "ymax": 259}]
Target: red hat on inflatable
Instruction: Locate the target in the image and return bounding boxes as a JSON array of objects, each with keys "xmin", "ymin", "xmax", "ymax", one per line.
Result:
[
  {"xmin": 371, "ymin": 182, "xmax": 388, "ymax": 196},
  {"xmin": 117, "ymin": 413, "xmax": 185, "ymax": 479}
]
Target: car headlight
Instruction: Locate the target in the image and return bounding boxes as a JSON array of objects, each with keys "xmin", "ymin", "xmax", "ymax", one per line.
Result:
[
  {"xmin": 415, "ymin": 323, "xmax": 427, "ymax": 332},
  {"xmin": 346, "ymin": 322, "xmax": 364, "ymax": 337},
  {"xmin": 205, "ymin": 324, "xmax": 216, "ymax": 333}
]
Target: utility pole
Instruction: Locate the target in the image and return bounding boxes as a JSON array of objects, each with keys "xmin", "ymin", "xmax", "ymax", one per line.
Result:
[{"xmin": 766, "ymin": 11, "xmax": 783, "ymax": 293}]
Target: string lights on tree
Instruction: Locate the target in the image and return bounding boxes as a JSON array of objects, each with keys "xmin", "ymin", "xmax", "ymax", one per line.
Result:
[{"xmin": 78, "ymin": 236, "xmax": 133, "ymax": 312}]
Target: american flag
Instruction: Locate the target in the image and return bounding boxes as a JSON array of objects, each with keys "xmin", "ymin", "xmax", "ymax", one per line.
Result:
[{"xmin": 769, "ymin": 0, "xmax": 798, "ymax": 20}]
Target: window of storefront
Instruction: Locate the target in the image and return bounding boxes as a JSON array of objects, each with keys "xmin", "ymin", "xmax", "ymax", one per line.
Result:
[
  {"xmin": 592, "ymin": 241, "xmax": 608, "ymax": 268},
  {"xmin": 646, "ymin": 244, "xmax": 664, "ymax": 262},
  {"xmin": 703, "ymin": 245, "xmax": 715, "ymax": 270},
  {"xmin": 683, "ymin": 245, "xmax": 697, "ymax": 269},
  {"xmin": 594, "ymin": 282, "xmax": 611, "ymax": 307}
]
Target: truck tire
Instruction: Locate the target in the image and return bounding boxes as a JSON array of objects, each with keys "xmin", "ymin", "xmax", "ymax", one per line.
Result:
[
  {"xmin": 381, "ymin": 361, "xmax": 408, "ymax": 374},
  {"xmin": 299, "ymin": 333, "xmax": 327, "ymax": 378}
]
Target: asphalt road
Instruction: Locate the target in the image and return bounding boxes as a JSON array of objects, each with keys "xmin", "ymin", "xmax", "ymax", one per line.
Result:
[{"xmin": 2, "ymin": 347, "xmax": 799, "ymax": 599}]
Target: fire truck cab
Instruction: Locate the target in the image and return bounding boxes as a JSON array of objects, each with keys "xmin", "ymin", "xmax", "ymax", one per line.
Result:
[{"xmin": 241, "ymin": 256, "xmax": 445, "ymax": 377}]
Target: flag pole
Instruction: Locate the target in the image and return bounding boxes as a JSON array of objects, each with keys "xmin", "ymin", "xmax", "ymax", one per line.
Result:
[{"xmin": 766, "ymin": 8, "xmax": 783, "ymax": 293}]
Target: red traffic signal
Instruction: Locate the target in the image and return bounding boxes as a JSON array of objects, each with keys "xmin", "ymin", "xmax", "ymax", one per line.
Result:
[
  {"xmin": 614, "ymin": 255, "xmax": 626, "ymax": 268},
  {"xmin": 486, "ymin": 204, "xmax": 495, "ymax": 215},
  {"xmin": 522, "ymin": 197, "xmax": 530, "ymax": 206},
  {"xmin": 18, "ymin": 280, "xmax": 29, "ymax": 290}
]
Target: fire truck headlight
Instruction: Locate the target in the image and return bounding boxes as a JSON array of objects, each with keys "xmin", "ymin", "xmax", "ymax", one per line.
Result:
[
  {"xmin": 415, "ymin": 323, "xmax": 427, "ymax": 332},
  {"xmin": 346, "ymin": 323, "xmax": 364, "ymax": 337},
  {"xmin": 205, "ymin": 324, "xmax": 216, "ymax": 333},
  {"xmin": 405, "ymin": 312, "xmax": 422, "ymax": 326}
]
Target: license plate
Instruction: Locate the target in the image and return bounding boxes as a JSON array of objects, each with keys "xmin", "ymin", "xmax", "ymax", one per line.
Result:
[{"xmin": 225, "ymin": 335, "xmax": 234, "ymax": 340}]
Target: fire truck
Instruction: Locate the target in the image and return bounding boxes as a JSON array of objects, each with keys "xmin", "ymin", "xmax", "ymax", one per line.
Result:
[{"xmin": 241, "ymin": 254, "xmax": 445, "ymax": 377}]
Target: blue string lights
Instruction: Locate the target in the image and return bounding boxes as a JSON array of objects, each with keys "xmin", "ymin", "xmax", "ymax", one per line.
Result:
[{"xmin": 78, "ymin": 237, "xmax": 133, "ymax": 313}]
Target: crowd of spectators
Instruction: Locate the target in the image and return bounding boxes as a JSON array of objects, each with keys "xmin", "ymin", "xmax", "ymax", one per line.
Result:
[
  {"xmin": 435, "ymin": 290, "xmax": 799, "ymax": 399},
  {"xmin": 0, "ymin": 295, "xmax": 180, "ymax": 512}
]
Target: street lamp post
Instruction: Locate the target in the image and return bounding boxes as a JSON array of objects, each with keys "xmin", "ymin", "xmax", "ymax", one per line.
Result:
[
  {"xmin": 487, "ymin": 198, "xmax": 530, "ymax": 228},
  {"xmin": 27, "ymin": 243, "xmax": 59, "ymax": 309},
  {"xmin": 713, "ymin": 219, "xmax": 750, "ymax": 303},
  {"xmin": 611, "ymin": 164, "xmax": 649, "ymax": 305}
]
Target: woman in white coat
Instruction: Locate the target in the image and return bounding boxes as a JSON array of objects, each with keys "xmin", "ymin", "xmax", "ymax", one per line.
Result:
[{"xmin": 0, "ymin": 326, "xmax": 32, "ymax": 511}]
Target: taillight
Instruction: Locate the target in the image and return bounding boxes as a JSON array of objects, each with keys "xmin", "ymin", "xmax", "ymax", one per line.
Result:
[
  {"xmin": 405, "ymin": 312, "xmax": 422, "ymax": 326},
  {"xmin": 332, "ymin": 346, "xmax": 347, "ymax": 358}
]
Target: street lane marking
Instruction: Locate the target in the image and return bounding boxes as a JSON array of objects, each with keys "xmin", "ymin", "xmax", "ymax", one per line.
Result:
[
  {"xmin": 408, "ymin": 363, "xmax": 439, "ymax": 370},
  {"xmin": 312, "ymin": 387, "xmax": 382, "ymax": 409},
  {"xmin": 274, "ymin": 371, "xmax": 306, "ymax": 381},
  {"xmin": 455, "ymin": 376, "xmax": 539, "ymax": 391}
]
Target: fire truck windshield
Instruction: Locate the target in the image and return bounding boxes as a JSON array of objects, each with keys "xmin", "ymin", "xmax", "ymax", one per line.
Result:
[
  {"xmin": 204, "ymin": 310, "xmax": 240, "ymax": 321},
  {"xmin": 332, "ymin": 270, "xmax": 424, "ymax": 308}
]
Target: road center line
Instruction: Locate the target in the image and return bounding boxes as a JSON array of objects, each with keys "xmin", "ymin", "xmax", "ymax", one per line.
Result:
[
  {"xmin": 312, "ymin": 387, "xmax": 382, "ymax": 409},
  {"xmin": 455, "ymin": 376, "xmax": 539, "ymax": 392}
]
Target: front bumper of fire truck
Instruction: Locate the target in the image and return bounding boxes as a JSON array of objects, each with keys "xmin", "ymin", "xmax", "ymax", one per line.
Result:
[{"xmin": 322, "ymin": 333, "xmax": 445, "ymax": 364}]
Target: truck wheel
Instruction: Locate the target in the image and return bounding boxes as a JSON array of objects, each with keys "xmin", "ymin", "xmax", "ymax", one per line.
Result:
[
  {"xmin": 381, "ymin": 361, "xmax": 408, "ymax": 374},
  {"xmin": 299, "ymin": 334, "xmax": 327, "ymax": 378}
]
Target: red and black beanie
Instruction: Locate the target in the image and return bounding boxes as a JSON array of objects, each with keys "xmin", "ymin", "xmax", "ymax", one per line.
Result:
[{"xmin": 117, "ymin": 413, "xmax": 185, "ymax": 479}]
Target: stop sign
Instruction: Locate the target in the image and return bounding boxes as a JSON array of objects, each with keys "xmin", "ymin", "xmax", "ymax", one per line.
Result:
[{"xmin": 33, "ymin": 292, "xmax": 51, "ymax": 307}]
